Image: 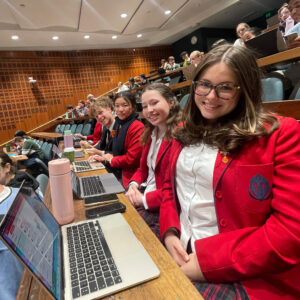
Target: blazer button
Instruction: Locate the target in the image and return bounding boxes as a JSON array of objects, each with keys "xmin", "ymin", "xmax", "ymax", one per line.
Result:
[
  {"xmin": 220, "ymin": 218, "xmax": 227, "ymax": 227},
  {"xmin": 222, "ymin": 156, "xmax": 229, "ymax": 163},
  {"xmin": 215, "ymin": 190, "xmax": 222, "ymax": 199}
]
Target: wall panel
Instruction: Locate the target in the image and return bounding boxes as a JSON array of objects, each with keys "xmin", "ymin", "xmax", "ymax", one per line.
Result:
[{"xmin": 0, "ymin": 46, "xmax": 172, "ymax": 144}]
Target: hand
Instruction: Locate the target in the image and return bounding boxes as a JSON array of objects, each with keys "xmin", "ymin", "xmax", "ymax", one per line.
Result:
[
  {"xmin": 88, "ymin": 155, "xmax": 105, "ymax": 162},
  {"xmin": 288, "ymin": 36, "xmax": 300, "ymax": 49},
  {"xmin": 126, "ymin": 184, "xmax": 144, "ymax": 207},
  {"xmin": 86, "ymin": 148, "xmax": 102, "ymax": 155},
  {"xmin": 180, "ymin": 253, "xmax": 206, "ymax": 282},
  {"xmin": 75, "ymin": 133, "xmax": 84, "ymax": 139},
  {"xmin": 102, "ymin": 153, "xmax": 113, "ymax": 163},
  {"xmin": 79, "ymin": 140, "xmax": 92, "ymax": 149},
  {"xmin": 164, "ymin": 231, "xmax": 189, "ymax": 266}
]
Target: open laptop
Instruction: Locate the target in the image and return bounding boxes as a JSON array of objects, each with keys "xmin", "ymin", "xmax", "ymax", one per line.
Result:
[
  {"xmin": 71, "ymin": 170, "xmax": 125, "ymax": 198},
  {"xmin": 72, "ymin": 160, "xmax": 105, "ymax": 173},
  {"xmin": 0, "ymin": 185, "xmax": 160, "ymax": 300},
  {"xmin": 52, "ymin": 144, "xmax": 85, "ymax": 159},
  {"xmin": 245, "ymin": 28, "xmax": 286, "ymax": 58}
]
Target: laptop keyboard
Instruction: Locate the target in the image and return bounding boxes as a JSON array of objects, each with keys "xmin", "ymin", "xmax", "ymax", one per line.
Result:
[
  {"xmin": 74, "ymin": 161, "xmax": 92, "ymax": 172},
  {"xmin": 67, "ymin": 221, "xmax": 122, "ymax": 299},
  {"xmin": 81, "ymin": 176, "xmax": 105, "ymax": 196}
]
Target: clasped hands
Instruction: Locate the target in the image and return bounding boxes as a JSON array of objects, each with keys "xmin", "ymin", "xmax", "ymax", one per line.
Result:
[
  {"xmin": 164, "ymin": 230, "xmax": 205, "ymax": 282},
  {"xmin": 125, "ymin": 184, "xmax": 144, "ymax": 207}
]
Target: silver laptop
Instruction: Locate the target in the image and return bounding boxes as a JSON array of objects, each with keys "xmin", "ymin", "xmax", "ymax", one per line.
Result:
[
  {"xmin": 52, "ymin": 144, "xmax": 85, "ymax": 159},
  {"xmin": 71, "ymin": 170, "xmax": 124, "ymax": 198},
  {"xmin": 73, "ymin": 160, "xmax": 105, "ymax": 173},
  {"xmin": 0, "ymin": 185, "xmax": 160, "ymax": 300}
]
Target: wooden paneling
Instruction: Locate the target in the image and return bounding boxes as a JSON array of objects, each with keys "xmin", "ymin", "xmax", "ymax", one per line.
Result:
[{"xmin": 0, "ymin": 46, "xmax": 172, "ymax": 144}]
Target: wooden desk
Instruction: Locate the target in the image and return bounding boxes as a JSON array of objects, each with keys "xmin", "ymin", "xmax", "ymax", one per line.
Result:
[
  {"xmin": 30, "ymin": 132, "xmax": 63, "ymax": 140},
  {"xmin": 17, "ymin": 169, "xmax": 201, "ymax": 300},
  {"xmin": 257, "ymin": 47, "xmax": 300, "ymax": 68},
  {"xmin": 262, "ymin": 99, "xmax": 300, "ymax": 120}
]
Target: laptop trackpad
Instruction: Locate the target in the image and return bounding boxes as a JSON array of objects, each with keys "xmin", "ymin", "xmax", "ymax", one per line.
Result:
[{"xmin": 101, "ymin": 174, "xmax": 124, "ymax": 193}]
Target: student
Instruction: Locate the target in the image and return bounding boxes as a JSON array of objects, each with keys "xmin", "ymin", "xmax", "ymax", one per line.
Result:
[
  {"xmin": 286, "ymin": 0, "xmax": 300, "ymax": 48},
  {"xmin": 278, "ymin": 3, "xmax": 294, "ymax": 34},
  {"xmin": 75, "ymin": 100, "xmax": 88, "ymax": 117},
  {"xmin": 90, "ymin": 91, "xmax": 144, "ymax": 187},
  {"xmin": 233, "ymin": 22, "xmax": 250, "ymax": 47},
  {"xmin": 242, "ymin": 27, "xmax": 261, "ymax": 43},
  {"xmin": 190, "ymin": 51, "xmax": 204, "ymax": 67},
  {"xmin": 117, "ymin": 82, "xmax": 129, "ymax": 93},
  {"xmin": 160, "ymin": 44, "xmax": 300, "ymax": 299},
  {"xmin": 14, "ymin": 135, "xmax": 48, "ymax": 176},
  {"xmin": 85, "ymin": 97, "xmax": 116, "ymax": 154},
  {"xmin": 126, "ymin": 83, "xmax": 181, "ymax": 238},
  {"xmin": 166, "ymin": 56, "xmax": 180, "ymax": 71},
  {"xmin": 180, "ymin": 51, "xmax": 190, "ymax": 67}
]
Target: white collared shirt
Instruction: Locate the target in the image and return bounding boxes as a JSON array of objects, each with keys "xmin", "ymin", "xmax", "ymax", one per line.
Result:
[
  {"xmin": 142, "ymin": 128, "xmax": 165, "ymax": 209},
  {"xmin": 176, "ymin": 143, "xmax": 219, "ymax": 252}
]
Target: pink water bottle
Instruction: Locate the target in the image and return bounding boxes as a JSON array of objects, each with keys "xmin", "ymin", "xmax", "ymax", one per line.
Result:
[{"xmin": 48, "ymin": 158, "xmax": 74, "ymax": 225}]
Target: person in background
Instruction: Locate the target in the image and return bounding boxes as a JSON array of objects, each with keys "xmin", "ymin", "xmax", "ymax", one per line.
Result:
[
  {"xmin": 278, "ymin": 3, "xmax": 294, "ymax": 34},
  {"xmin": 160, "ymin": 58, "xmax": 168, "ymax": 70},
  {"xmin": 128, "ymin": 77, "xmax": 139, "ymax": 89},
  {"xmin": 286, "ymin": 0, "xmax": 300, "ymax": 48},
  {"xmin": 180, "ymin": 51, "xmax": 191, "ymax": 67},
  {"xmin": 117, "ymin": 82, "xmax": 129, "ymax": 93},
  {"xmin": 190, "ymin": 51, "xmax": 204, "ymax": 67},
  {"xmin": 139, "ymin": 73, "xmax": 149, "ymax": 86},
  {"xmin": 89, "ymin": 91, "xmax": 144, "ymax": 187},
  {"xmin": 85, "ymin": 99, "xmax": 92, "ymax": 115},
  {"xmin": 211, "ymin": 38, "xmax": 229, "ymax": 49},
  {"xmin": 85, "ymin": 97, "xmax": 116, "ymax": 154},
  {"xmin": 14, "ymin": 135, "xmax": 48, "ymax": 176},
  {"xmin": 160, "ymin": 44, "xmax": 300, "ymax": 299},
  {"xmin": 75, "ymin": 100, "xmax": 88, "ymax": 116},
  {"xmin": 242, "ymin": 27, "xmax": 261, "ymax": 43},
  {"xmin": 126, "ymin": 83, "xmax": 181, "ymax": 239},
  {"xmin": 233, "ymin": 22, "xmax": 250, "ymax": 47},
  {"xmin": 87, "ymin": 93, "xmax": 96, "ymax": 102},
  {"xmin": 166, "ymin": 56, "xmax": 180, "ymax": 71},
  {"xmin": 65, "ymin": 105, "xmax": 75, "ymax": 118}
]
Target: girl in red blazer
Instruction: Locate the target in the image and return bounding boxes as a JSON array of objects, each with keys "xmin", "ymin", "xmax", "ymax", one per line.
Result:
[
  {"xmin": 126, "ymin": 83, "xmax": 181, "ymax": 237},
  {"xmin": 91, "ymin": 91, "xmax": 144, "ymax": 188},
  {"xmin": 160, "ymin": 44, "xmax": 300, "ymax": 299}
]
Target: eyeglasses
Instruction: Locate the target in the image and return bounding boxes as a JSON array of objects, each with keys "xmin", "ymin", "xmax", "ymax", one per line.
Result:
[{"xmin": 193, "ymin": 80, "xmax": 240, "ymax": 100}]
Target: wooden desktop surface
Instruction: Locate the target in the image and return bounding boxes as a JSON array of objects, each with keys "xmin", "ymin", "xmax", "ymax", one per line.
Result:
[
  {"xmin": 257, "ymin": 46, "xmax": 300, "ymax": 67},
  {"xmin": 30, "ymin": 132, "xmax": 63, "ymax": 140},
  {"xmin": 17, "ymin": 167, "xmax": 201, "ymax": 300}
]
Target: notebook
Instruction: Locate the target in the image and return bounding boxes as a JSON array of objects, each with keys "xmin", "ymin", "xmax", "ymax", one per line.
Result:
[
  {"xmin": 71, "ymin": 170, "xmax": 125, "ymax": 198},
  {"xmin": 72, "ymin": 160, "xmax": 105, "ymax": 173},
  {"xmin": 245, "ymin": 28, "xmax": 286, "ymax": 58},
  {"xmin": 0, "ymin": 185, "xmax": 160, "ymax": 300}
]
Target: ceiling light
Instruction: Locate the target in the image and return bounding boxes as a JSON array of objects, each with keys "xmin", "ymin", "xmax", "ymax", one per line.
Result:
[
  {"xmin": 11, "ymin": 35, "xmax": 19, "ymax": 40},
  {"xmin": 84, "ymin": 35, "xmax": 90, "ymax": 39},
  {"xmin": 165, "ymin": 10, "xmax": 171, "ymax": 15},
  {"xmin": 52, "ymin": 36, "xmax": 59, "ymax": 40},
  {"xmin": 112, "ymin": 35, "xmax": 117, "ymax": 39},
  {"xmin": 120, "ymin": 13, "xmax": 127, "ymax": 18},
  {"xmin": 137, "ymin": 34, "xmax": 142, "ymax": 38}
]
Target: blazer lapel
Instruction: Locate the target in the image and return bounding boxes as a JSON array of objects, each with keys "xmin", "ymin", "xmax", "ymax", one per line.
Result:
[{"xmin": 155, "ymin": 139, "xmax": 171, "ymax": 168}]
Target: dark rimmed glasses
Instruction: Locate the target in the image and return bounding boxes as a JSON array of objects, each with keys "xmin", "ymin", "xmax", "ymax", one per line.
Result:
[{"xmin": 193, "ymin": 80, "xmax": 241, "ymax": 100}]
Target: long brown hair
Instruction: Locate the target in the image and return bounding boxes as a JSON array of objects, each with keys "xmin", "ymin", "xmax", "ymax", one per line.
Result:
[
  {"xmin": 140, "ymin": 83, "xmax": 182, "ymax": 145},
  {"xmin": 175, "ymin": 44, "xmax": 279, "ymax": 153},
  {"xmin": 0, "ymin": 152, "xmax": 16, "ymax": 176}
]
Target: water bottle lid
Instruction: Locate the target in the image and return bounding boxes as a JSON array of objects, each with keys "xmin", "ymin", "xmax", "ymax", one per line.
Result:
[
  {"xmin": 48, "ymin": 158, "xmax": 71, "ymax": 176},
  {"xmin": 64, "ymin": 147, "xmax": 75, "ymax": 152},
  {"xmin": 64, "ymin": 130, "xmax": 72, "ymax": 135}
]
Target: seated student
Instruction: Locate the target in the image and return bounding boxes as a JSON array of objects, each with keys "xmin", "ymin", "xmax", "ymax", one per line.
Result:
[
  {"xmin": 190, "ymin": 50, "xmax": 204, "ymax": 67},
  {"xmin": 160, "ymin": 44, "xmax": 300, "ymax": 299},
  {"xmin": 75, "ymin": 100, "xmax": 88, "ymax": 117},
  {"xmin": 14, "ymin": 135, "xmax": 48, "ymax": 176},
  {"xmin": 126, "ymin": 83, "xmax": 181, "ymax": 238},
  {"xmin": 65, "ymin": 105, "xmax": 74, "ymax": 118},
  {"xmin": 139, "ymin": 73, "xmax": 149, "ymax": 86},
  {"xmin": 128, "ymin": 77, "xmax": 140, "ymax": 89},
  {"xmin": 278, "ymin": 3, "xmax": 294, "ymax": 34},
  {"xmin": 84, "ymin": 97, "xmax": 116, "ymax": 154},
  {"xmin": 286, "ymin": 0, "xmax": 300, "ymax": 48},
  {"xmin": 117, "ymin": 82, "xmax": 129, "ymax": 93},
  {"xmin": 242, "ymin": 27, "xmax": 261, "ymax": 43},
  {"xmin": 233, "ymin": 22, "xmax": 250, "ymax": 47},
  {"xmin": 89, "ymin": 91, "xmax": 144, "ymax": 187},
  {"xmin": 180, "ymin": 51, "xmax": 191, "ymax": 67},
  {"xmin": 166, "ymin": 56, "xmax": 180, "ymax": 71}
]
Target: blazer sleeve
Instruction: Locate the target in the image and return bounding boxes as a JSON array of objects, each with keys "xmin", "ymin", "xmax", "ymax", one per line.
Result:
[
  {"xmin": 129, "ymin": 139, "xmax": 151, "ymax": 185},
  {"xmin": 195, "ymin": 118, "xmax": 300, "ymax": 282},
  {"xmin": 110, "ymin": 120, "xmax": 144, "ymax": 169}
]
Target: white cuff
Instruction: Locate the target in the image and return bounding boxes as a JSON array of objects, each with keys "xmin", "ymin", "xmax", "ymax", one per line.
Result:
[{"xmin": 142, "ymin": 194, "xmax": 148, "ymax": 210}]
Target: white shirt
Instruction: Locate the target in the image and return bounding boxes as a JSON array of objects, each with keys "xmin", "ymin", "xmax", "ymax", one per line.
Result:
[
  {"xmin": 176, "ymin": 144, "xmax": 219, "ymax": 252},
  {"xmin": 233, "ymin": 38, "xmax": 244, "ymax": 47},
  {"xmin": 117, "ymin": 84, "xmax": 129, "ymax": 93},
  {"xmin": 142, "ymin": 128, "xmax": 165, "ymax": 208}
]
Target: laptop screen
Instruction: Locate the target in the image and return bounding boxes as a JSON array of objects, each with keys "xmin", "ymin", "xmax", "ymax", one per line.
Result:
[{"xmin": 0, "ymin": 186, "xmax": 62, "ymax": 300}]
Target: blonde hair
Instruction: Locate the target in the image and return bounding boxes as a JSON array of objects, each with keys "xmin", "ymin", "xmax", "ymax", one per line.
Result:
[{"xmin": 89, "ymin": 96, "xmax": 113, "ymax": 117}]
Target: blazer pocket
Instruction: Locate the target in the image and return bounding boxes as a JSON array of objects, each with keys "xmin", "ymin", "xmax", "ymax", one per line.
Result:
[{"xmin": 235, "ymin": 163, "xmax": 273, "ymax": 213}]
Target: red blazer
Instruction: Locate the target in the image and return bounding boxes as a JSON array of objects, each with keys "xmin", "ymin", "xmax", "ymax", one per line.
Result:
[
  {"xmin": 130, "ymin": 137, "xmax": 172, "ymax": 211},
  {"xmin": 110, "ymin": 120, "xmax": 144, "ymax": 187},
  {"xmin": 87, "ymin": 122, "xmax": 102, "ymax": 145},
  {"xmin": 160, "ymin": 117, "xmax": 300, "ymax": 300}
]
